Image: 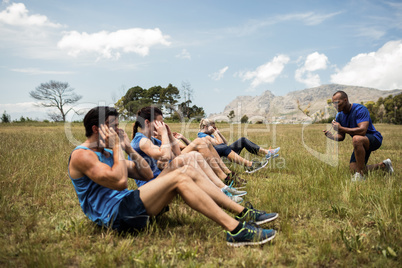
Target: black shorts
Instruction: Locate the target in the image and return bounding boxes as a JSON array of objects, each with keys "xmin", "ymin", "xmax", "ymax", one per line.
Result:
[
  {"xmin": 350, "ymin": 134, "xmax": 382, "ymax": 164},
  {"xmin": 114, "ymin": 189, "xmax": 149, "ymax": 232}
]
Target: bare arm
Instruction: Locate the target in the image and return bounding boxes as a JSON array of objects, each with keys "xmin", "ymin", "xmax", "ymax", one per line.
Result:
[
  {"xmin": 173, "ymin": 132, "xmax": 191, "ymax": 146},
  {"xmin": 69, "ymin": 125, "xmax": 128, "ymax": 191},
  {"xmin": 323, "ymin": 129, "xmax": 345, "ymax": 141},
  {"xmin": 333, "ymin": 121, "xmax": 369, "ymax": 136},
  {"xmin": 118, "ymin": 128, "xmax": 154, "ymax": 181},
  {"xmin": 214, "ymin": 128, "xmax": 228, "ymax": 144},
  {"xmin": 166, "ymin": 124, "xmax": 181, "ymax": 156}
]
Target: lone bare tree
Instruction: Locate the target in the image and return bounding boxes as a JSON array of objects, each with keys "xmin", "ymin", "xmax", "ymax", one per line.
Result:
[{"xmin": 30, "ymin": 80, "xmax": 82, "ymax": 122}]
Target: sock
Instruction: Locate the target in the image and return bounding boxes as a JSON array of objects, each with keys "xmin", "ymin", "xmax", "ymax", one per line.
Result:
[
  {"xmin": 237, "ymin": 208, "xmax": 248, "ymax": 218},
  {"xmin": 230, "ymin": 222, "xmax": 243, "ymax": 234}
]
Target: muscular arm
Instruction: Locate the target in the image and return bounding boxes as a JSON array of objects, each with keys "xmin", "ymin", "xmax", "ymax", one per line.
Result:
[
  {"xmin": 333, "ymin": 121, "xmax": 369, "ymax": 136},
  {"xmin": 69, "ymin": 126, "xmax": 128, "ymax": 191}
]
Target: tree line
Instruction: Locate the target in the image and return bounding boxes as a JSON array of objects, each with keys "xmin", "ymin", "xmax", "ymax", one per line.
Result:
[
  {"xmin": 364, "ymin": 94, "xmax": 402, "ymax": 124},
  {"xmin": 115, "ymin": 83, "xmax": 205, "ymax": 121}
]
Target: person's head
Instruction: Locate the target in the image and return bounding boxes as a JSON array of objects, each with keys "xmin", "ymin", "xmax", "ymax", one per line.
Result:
[
  {"xmin": 332, "ymin": 91, "xmax": 350, "ymax": 112},
  {"xmin": 199, "ymin": 118, "xmax": 215, "ymax": 134},
  {"xmin": 83, "ymin": 106, "xmax": 119, "ymax": 138},
  {"xmin": 132, "ymin": 106, "xmax": 163, "ymax": 138}
]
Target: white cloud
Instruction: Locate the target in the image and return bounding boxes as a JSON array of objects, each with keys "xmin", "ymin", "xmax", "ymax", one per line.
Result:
[
  {"xmin": 11, "ymin": 68, "xmax": 73, "ymax": 75},
  {"xmin": 330, "ymin": 40, "xmax": 402, "ymax": 89},
  {"xmin": 176, "ymin": 49, "xmax": 191, "ymax": 60},
  {"xmin": 0, "ymin": 2, "xmax": 61, "ymax": 27},
  {"xmin": 226, "ymin": 11, "xmax": 342, "ymax": 36},
  {"xmin": 295, "ymin": 52, "xmax": 328, "ymax": 87},
  {"xmin": 237, "ymin": 55, "xmax": 290, "ymax": 89},
  {"xmin": 57, "ymin": 28, "xmax": 171, "ymax": 60},
  {"xmin": 210, "ymin": 66, "xmax": 229, "ymax": 81}
]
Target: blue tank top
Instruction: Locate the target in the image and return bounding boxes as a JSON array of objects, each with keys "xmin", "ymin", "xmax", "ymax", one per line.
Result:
[
  {"xmin": 68, "ymin": 146, "xmax": 132, "ymax": 229},
  {"xmin": 130, "ymin": 132, "xmax": 162, "ymax": 187}
]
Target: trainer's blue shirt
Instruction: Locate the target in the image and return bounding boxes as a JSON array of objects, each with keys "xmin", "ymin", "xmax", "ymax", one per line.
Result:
[
  {"xmin": 335, "ymin": 103, "xmax": 383, "ymax": 143},
  {"xmin": 130, "ymin": 132, "xmax": 162, "ymax": 187},
  {"xmin": 68, "ymin": 146, "xmax": 132, "ymax": 229}
]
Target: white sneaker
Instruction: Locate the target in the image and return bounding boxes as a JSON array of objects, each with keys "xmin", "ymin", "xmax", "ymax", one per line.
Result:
[
  {"xmin": 351, "ymin": 172, "xmax": 365, "ymax": 182},
  {"xmin": 222, "ymin": 186, "xmax": 247, "ymax": 197},
  {"xmin": 383, "ymin": 159, "xmax": 394, "ymax": 174},
  {"xmin": 229, "ymin": 195, "xmax": 243, "ymax": 204}
]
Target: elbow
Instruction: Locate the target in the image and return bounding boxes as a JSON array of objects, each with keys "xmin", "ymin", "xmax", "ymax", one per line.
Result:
[
  {"xmin": 145, "ymin": 170, "xmax": 154, "ymax": 180},
  {"xmin": 115, "ymin": 180, "xmax": 128, "ymax": 191}
]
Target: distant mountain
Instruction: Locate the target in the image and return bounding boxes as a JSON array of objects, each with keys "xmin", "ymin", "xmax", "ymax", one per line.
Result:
[{"xmin": 209, "ymin": 84, "xmax": 402, "ymax": 123}]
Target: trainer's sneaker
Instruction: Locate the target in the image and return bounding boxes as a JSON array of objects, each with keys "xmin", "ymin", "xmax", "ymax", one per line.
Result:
[
  {"xmin": 245, "ymin": 160, "xmax": 269, "ymax": 174},
  {"xmin": 235, "ymin": 202, "xmax": 278, "ymax": 225},
  {"xmin": 383, "ymin": 159, "xmax": 394, "ymax": 174},
  {"xmin": 351, "ymin": 172, "xmax": 365, "ymax": 182},
  {"xmin": 222, "ymin": 186, "xmax": 247, "ymax": 197},
  {"xmin": 224, "ymin": 172, "xmax": 247, "ymax": 189},
  {"xmin": 226, "ymin": 221, "xmax": 276, "ymax": 247},
  {"xmin": 266, "ymin": 147, "xmax": 280, "ymax": 160}
]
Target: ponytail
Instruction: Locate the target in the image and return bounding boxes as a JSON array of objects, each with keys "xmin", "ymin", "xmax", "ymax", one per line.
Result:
[{"xmin": 132, "ymin": 121, "xmax": 141, "ymax": 139}]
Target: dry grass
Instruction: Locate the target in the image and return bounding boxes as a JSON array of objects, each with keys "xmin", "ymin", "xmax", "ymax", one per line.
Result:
[{"xmin": 0, "ymin": 122, "xmax": 400, "ymax": 267}]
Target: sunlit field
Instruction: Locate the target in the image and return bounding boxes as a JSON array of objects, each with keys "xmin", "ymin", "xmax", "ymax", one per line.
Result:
[{"xmin": 0, "ymin": 122, "xmax": 400, "ymax": 267}]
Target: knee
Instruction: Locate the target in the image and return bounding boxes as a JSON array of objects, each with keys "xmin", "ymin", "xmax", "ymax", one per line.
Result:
[
  {"xmin": 239, "ymin": 137, "xmax": 247, "ymax": 143},
  {"xmin": 352, "ymin": 136, "xmax": 364, "ymax": 148},
  {"xmin": 176, "ymin": 165, "xmax": 198, "ymax": 183}
]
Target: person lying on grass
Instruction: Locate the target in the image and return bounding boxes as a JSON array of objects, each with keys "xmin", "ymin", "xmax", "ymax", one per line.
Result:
[
  {"xmin": 198, "ymin": 118, "xmax": 280, "ymax": 174},
  {"xmin": 323, "ymin": 90, "xmax": 394, "ymax": 181},
  {"xmin": 132, "ymin": 106, "xmax": 247, "ymax": 201},
  {"xmin": 68, "ymin": 106, "xmax": 278, "ymax": 246}
]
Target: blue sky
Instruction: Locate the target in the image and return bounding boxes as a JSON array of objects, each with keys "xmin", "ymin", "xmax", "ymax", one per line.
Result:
[{"xmin": 1, "ymin": 0, "xmax": 402, "ymax": 121}]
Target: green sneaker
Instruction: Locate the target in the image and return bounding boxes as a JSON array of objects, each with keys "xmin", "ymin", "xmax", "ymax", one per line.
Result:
[
  {"xmin": 236, "ymin": 202, "xmax": 278, "ymax": 225},
  {"xmin": 226, "ymin": 221, "xmax": 276, "ymax": 247}
]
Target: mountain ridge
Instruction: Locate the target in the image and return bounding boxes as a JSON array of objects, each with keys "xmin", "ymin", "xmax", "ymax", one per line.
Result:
[{"xmin": 209, "ymin": 84, "xmax": 402, "ymax": 123}]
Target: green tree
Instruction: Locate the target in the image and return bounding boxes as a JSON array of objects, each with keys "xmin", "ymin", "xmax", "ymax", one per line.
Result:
[
  {"xmin": 29, "ymin": 80, "xmax": 82, "ymax": 122},
  {"xmin": 240, "ymin": 114, "xmax": 249, "ymax": 124},
  {"xmin": 1, "ymin": 110, "xmax": 11, "ymax": 123},
  {"xmin": 364, "ymin": 101, "xmax": 378, "ymax": 123},
  {"xmin": 116, "ymin": 84, "xmax": 183, "ymax": 118}
]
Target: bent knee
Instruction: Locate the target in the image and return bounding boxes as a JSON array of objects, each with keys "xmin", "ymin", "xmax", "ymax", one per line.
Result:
[{"xmin": 352, "ymin": 135, "xmax": 366, "ymax": 147}]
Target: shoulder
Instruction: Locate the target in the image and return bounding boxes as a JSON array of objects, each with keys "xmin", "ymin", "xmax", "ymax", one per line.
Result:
[
  {"xmin": 70, "ymin": 148, "xmax": 98, "ymax": 165},
  {"xmin": 353, "ymin": 103, "xmax": 369, "ymax": 115}
]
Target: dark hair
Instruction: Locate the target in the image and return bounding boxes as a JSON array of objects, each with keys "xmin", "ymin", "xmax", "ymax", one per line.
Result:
[
  {"xmin": 83, "ymin": 106, "xmax": 119, "ymax": 137},
  {"xmin": 132, "ymin": 106, "xmax": 163, "ymax": 139},
  {"xmin": 333, "ymin": 90, "xmax": 348, "ymax": 100}
]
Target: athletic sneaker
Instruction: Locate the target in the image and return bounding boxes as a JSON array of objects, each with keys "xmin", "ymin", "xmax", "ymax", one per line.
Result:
[
  {"xmin": 226, "ymin": 221, "xmax": 276, "ymax": 247},
  {"xmin": 222, "ymin": 186, "xmax": 247, "ymax": 197},
  {"xmin": 228, "ymin": 195, "xmax": 243, "ymax": 204},
  {"xmin": 224, "ymin": 173, "xmax": 247, "ymax": 189},
  {"xmin": 235, "ymin": 202, "xmax": 278, "ymax": 225},
  {"xmin": 266, "ymin": 147, "xmax": 280, "ymax": 160},
  {"xmin": 351, "ymin": 172, "xmax": 365, "ymax": 182},
  {"xmin": 383, "ymin": 159, "xmax": 394, "ymax": 174},
  {"xmin": 245, "ymin": 160, "xmax": 269, "ymax": 174}
]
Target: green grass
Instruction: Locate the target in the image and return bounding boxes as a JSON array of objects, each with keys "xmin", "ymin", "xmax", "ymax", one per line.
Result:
[{"xmin": 0, "ymin": 122, "xmax": 401, "ymax": 267}]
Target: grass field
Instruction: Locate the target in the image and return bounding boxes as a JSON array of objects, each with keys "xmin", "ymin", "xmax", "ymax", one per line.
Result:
[{"xmin": 0, "ymin": 122, "xmax": 401, "ymax": 267}]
